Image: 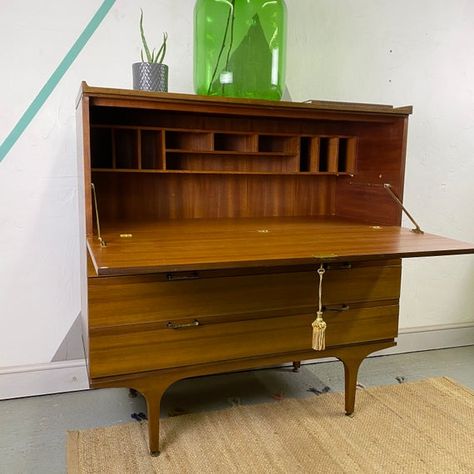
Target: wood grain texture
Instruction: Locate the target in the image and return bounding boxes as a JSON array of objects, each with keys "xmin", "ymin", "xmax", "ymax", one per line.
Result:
[
  {"xmin": 87, "ymin": 216, "xmax": 474, "ymax": 276},
  {"xmin": 88, "ymin": 305, "xmax": 399, "ymax": 378},
  {"xmin": 335, "ymin": 120, "xmax": 407, "ymax": 225},
  {"xmin": 88, "ymin": 262, "xmax": 401, "ymax": 329},
  {"xmin": 90, "ymin": 173, "xmax": 333, "ymax": 221}
]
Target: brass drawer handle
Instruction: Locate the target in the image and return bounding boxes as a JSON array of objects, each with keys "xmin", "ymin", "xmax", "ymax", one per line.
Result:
[
  {"xmin": 166, "ymin": 320, "xmax": 200, "ymax": 329},
  {"xmin": 325, "ymin": 263, "xmax": 352, "ymax": 270},
  {"xmin": 323, "ymin": 304, "xmax": 350, "ymax": 312},
  {"xmin": 167, "ymin": 272, "xmax": 200, "ymax": 281}
]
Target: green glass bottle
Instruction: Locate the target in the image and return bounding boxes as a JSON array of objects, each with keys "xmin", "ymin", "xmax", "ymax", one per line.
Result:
[{"xmin": 194, "ymin": 0, "xmax": 287, "ymax": 101}]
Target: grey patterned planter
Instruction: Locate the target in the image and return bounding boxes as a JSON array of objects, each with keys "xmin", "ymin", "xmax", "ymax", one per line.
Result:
[{"xmin": 132, "ymin": 62, "xmax": 168, "ymax": 92}]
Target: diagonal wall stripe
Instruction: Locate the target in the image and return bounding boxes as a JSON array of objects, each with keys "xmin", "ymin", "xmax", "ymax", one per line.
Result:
[{"xmin": 0, "ymin": 0, "xmax": 116, "ymax": 163}]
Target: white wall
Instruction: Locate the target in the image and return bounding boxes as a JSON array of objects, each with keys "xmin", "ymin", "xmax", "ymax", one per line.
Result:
[
  {"xmin": 0, "ymin": 0, "xmax": 195, "ymax": 370},
  {"xmin": 0, "ymin": 1, "xmax": 472, "ymax": 377},
  {"xmin": 286, "ymin": 0, "xmax": 474, "ymax": 328}
]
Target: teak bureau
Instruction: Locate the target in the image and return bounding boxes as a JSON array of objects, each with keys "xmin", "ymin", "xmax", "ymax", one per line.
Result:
[{"xmin": 76, "ymin": 83, "xmax": 474, "ymax": 455}]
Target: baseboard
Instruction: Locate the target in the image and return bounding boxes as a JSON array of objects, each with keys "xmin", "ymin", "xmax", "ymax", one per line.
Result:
[
  {"xmin": 0, "ymin": 359, "xmax": 89, "ymax": 400},
  {"xmin": 377, "ymin": 321, "xmax": 474, "ymax": 356},
  {"xmin": 298, "ymin": 321, "xmax": 474, "ymax": 365},
  {"xmin": 1, "ymin": 322, "xmax": 473, "ymax": 400}
]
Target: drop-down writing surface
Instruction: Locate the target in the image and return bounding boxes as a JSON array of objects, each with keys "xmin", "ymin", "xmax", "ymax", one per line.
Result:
[{"xmin": 87, "ymin": 216, "xmax": 474, "ymax": 276}]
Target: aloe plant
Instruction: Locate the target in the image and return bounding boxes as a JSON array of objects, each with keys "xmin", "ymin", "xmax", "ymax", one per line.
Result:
[{"xmin": 139, "ymin": 9, "xmax": 168, "ymax": 64}]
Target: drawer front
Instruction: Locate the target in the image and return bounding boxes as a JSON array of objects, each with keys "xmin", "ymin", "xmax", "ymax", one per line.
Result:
[
  {"xmin": 89, "ymin": 304, "xmax": 399, "ymax": 378},
  {"xmin": 88, "ymin": 262, "xmax": 401, "ymax": 329}
]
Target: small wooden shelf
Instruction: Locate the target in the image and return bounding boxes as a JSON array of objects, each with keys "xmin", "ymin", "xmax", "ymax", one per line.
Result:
[
  {"xmin": 166, "ymin": 149, "xmax": 295, "ymax": 157},
  {"xmin": 91, "ymin": 168, "xmax": 352, "ymax": 176}
]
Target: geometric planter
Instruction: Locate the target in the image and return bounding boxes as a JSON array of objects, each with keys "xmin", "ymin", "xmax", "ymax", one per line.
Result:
[{"xmin": 132, "ymin": 62, "xmax": 168, "ymax": 92}]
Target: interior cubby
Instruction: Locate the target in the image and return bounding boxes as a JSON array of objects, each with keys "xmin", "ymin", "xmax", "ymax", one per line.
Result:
[
  {"xmin": 338, "ymin": 138, "xmax": 348, "ymax": 172},
  {"xmin": 340, "ymin": 137, "xmax": 357, "ymax": 174},
  {"xmin": 258, "ymin": 135, "xmax": 296, "ymax": 153},
  {"xmin": 165, "ymin": 153, "xmax": 297, "ymax": 173},
  {"xmin": 165, "ymin": 131, "xmax": 212, "ymax": 151},
  {"xmin": 214, "ymin": 133, "xmax": 257, "ymax": 152},
  {"xmin": 115, "ymin": 129, "xmax": 139, "ymax": 169},
  {"xmin": 318, "ymin": 137, "xmax": 330, "ymax": 172},
  {"xmin": 90, "ymin": 127, "xmax": 113, "ymax": 169},
  {"xmin": 141, "ymin": 131, "xmax": 164, "ymax": 170},
  {"xmin": 298, "ymin": 136, "xmax": 357, "ymax": 174},
  {"xmin": 299, "ymin": 137, "xmax": 311, "ymax": 172}
]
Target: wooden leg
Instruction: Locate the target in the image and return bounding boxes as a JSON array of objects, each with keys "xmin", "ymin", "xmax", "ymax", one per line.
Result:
[
  {"xmin": 292, "ymin": 361, "xmax": 301, "ymax": 373},
  {"xmin": 340, "ymin": 355, "xmax": 364, "ymax": 416},
  {"xmin": 142, "ymin": 389, "xmax": 161, "ymax": 456},
  {"xmin": 126, "ymin": 377, "xmax": 175, "ymax": 456}
]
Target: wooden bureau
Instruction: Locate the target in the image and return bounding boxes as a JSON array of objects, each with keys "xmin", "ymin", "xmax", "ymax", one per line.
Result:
[{"xmin": 76, "ymin": 83, "xmax": 474, "ymax": 455}]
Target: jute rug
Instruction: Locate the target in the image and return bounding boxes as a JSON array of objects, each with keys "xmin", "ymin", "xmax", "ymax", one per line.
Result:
[{"xmin": 68, "ymin": 377, "xmax": 474, "ymax": 473}]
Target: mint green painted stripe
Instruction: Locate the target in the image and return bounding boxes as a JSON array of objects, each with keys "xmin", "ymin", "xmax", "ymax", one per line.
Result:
[{"xmin": 0, "ymin": 0, "xmax": 116, "ymax": 163}]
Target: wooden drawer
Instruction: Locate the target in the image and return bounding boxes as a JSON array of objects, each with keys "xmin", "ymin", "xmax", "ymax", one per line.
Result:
[
  {"xmin": 89, "ymin": 304, "xmax": 399, "ymax": 378},
  {"xmin": 88, "ymin": 261, "xmax": 401, "ymax": 330}
]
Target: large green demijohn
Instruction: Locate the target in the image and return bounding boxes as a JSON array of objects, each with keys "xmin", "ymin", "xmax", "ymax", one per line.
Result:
[{"xmin": 194, "ymin": 0, "xmax": 287, "ymax": 100}]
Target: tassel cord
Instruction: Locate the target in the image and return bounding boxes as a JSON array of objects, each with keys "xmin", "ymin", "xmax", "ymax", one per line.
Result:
[
  {"xmin": 312, "ymin": 264, "xmax": 327, "ymax": 351},
  {"xmin": 317, "ymin": 265, "xmax": 324, "ymax": 314}
]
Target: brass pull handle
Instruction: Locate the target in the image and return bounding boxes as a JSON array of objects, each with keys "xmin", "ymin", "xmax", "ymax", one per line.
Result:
[
  {"xmin": 325, "ymin": 263, "xmax": 352, "ymax": 270},
  {"xmin": 166, "ymin": 320, "xmax": 200, "ymax": 329},
  {"xmin": 323, "ymin": 304, "xmax": 350, "ymax": 312},
  {"xmin": 167, "ymin": 272, "xmax": 200, "ymax": 281}
]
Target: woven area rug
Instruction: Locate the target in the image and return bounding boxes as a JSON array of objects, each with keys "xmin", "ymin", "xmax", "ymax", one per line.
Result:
[{"xmin": 68, "ymin": 377, "xmax": 474, "ymax": 473}]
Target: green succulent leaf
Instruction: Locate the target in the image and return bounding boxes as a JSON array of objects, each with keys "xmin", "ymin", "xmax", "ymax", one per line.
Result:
[
  {"xmin": 139, "ymin": 9, "xmax": 153, "ymax": 62},
  {"xmin": 138, "ymin": 10, "xmax": 167, "ymax": 64},
  {"xmin": 156, "ymin": 32, "xmax": 168, "ymax": 64}
]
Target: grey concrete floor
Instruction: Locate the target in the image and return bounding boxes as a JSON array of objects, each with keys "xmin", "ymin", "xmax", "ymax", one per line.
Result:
[{"xmin": 0, "ymin": 346, "xmax": 473, "ymax": 474}]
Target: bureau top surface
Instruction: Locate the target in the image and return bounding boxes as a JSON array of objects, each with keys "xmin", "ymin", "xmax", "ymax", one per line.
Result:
[
  {"xmin": 87, "ymin": 216, "xmax": 474, "ymax": 276},
  {"xmin": 78, "ymin": 82, "xmax": 412, "ymax": 119}
]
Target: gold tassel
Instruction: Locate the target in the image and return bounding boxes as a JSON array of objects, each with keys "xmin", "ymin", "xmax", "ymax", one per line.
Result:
[
  {"xmin": 312, "ymin": 264, "xmax": 327, "ymax": 351},
  {"xmin": 312, "ymin": 311, "xmax": 326, "ymax": 351}
]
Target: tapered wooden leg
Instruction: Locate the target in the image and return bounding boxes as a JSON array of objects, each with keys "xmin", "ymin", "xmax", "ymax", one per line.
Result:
[
  {"xmin": 143, "ymin": 390, "xmax": 163, "ymax": 456},
  {"xmin": 129, "ymin": 376, "xmax": 176, "ymax": 456},
  {"xmin": 340, "ymin": 355, "xmax": 364, "ymax": 416},
  {"xmin": 292, "ymin": 361, "xmax": 301, "ymax": 372}
]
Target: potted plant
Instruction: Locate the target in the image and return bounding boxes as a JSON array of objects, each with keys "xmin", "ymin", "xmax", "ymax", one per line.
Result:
[{"xmin": 132, "ymin": 9, "xmax": 168, "ymax": 92}]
